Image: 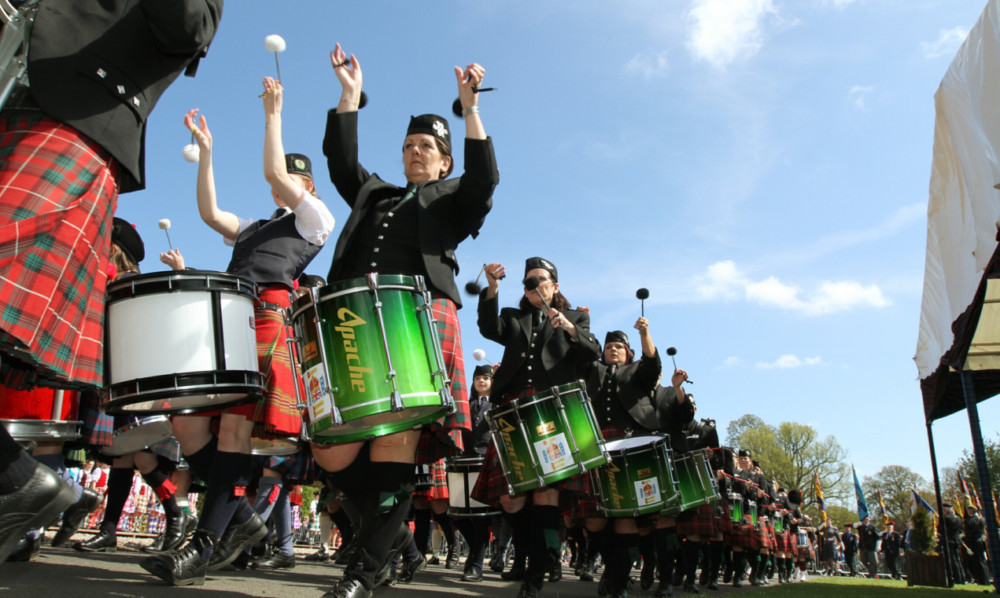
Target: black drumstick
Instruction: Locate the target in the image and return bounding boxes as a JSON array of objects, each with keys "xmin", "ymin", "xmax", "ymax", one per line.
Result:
[
  {"xmin": 666, "ymin": 347, "xmax": 693, "ymax": 384},
  {"xmin": 465, "ymin": 264, "xmax": 505, "ymax": 295},
  {"xmin": 636, "ymin": 288, "xmax": 649, "ymax": 317},
  {"xmin": 452, "ymin": 87, "xmax": 497, "ymax": 117}
]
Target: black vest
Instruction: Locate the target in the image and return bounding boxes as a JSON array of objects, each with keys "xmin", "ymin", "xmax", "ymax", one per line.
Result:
[{"xmin": 226, "ymin": 212, "xmax": 320, "ymax": 288}]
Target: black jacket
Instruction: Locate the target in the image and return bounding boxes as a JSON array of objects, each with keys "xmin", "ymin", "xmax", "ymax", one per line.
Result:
[
  {"xmin": 26, "ymin": 0, "xmax": 222, "ymax": 192},
  {"xmin": 323, "ymin": 111, "xmax": 498, "ymax": 306}
]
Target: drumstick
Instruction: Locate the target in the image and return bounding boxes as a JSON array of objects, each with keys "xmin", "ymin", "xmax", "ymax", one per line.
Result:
[
  {"xmin": 636, "ymin": 288, "xmax": 649, "ymax": 317},
  {"xmin": 264, "ymin": 35, "xmax": 286, "ymax": 82},
  {"xmin": 158, "ymin": 219, "xmax": 173, "ymax": 251},
  {"xmin": 666, "ymin": 347, "xmax": 693, "ymax": 384}
]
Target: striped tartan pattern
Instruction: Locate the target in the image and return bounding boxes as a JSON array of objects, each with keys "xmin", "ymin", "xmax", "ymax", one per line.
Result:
[
  {"xmin": 0, "ymin": 112, "xmax": 119, "ymax": 390},
  {"xmin": 677, "ymin": 503, "xmax": 717, "ymax": 537},
  {"xmin": 414, "ymin": 458, "xmax": 449, "ymax": 501},
  {"xmin": 414, "ymin": 298, "xmax": 470, "ymax": 463},
  {"xmin": 226, "ymin": 287, "xmax": 304, "ymax": 438}
]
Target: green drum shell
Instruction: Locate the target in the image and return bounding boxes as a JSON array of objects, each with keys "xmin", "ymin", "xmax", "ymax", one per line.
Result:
[
  {"xmin": 773, "ymin": 511, "xmax": 785, "ymax": 533},
  {"xmin": 293, "ymin": 275, "xmax": 451, "ymax": 443},
  {"xmin": 728, "ymin": 492, "xmax": 744, "ymax": 524},
  {"xmin": 488, "ymin": 382, "xmax": 607, "ymax": 494},
  {"xmin": 747, "ymin": 501, "xmax": 758, "ymax": 526},
  {"xmin": 660, "ymin": 450, "xmax": 719, "ymax": 516},
  {"xmin": 593, "ymin": 435, "xmax": 678, "ymax": 518}
]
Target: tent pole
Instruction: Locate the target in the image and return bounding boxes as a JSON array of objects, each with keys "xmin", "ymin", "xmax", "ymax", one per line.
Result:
[
  {"xmin": 960, "ymin": 370, "xmax": 1000, "ymax": 594},
  {"xmin": 927, "ymin": 421, "xmax": 954, "ymax": 586}
]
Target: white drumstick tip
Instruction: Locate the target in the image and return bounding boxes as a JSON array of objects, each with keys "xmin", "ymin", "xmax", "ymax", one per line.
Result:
[
  {"xmin": 182, "ymin": 143, "xmax": 200, "ymax": 163},
  {"xmin": 472, "ymin": 348, "xmax": 487, "ymax": 362},
  {"xmin": 264, "ymin": 34, "xmax": 287, "ymax": 53},
  {"xmin": 158, "ymin": 219, "xmax": 171, "ymax": 230}
]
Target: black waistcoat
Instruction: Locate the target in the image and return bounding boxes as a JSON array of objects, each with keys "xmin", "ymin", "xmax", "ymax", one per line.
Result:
[{"xmin": 226, "ymin": 211, "xmax": 320, "ymax": 288}]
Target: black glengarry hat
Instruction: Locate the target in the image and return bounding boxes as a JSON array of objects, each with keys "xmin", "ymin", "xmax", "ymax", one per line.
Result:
[
  {"xmin": 285, "ymin": 153, "xmax": 313, "ymax": 178},
  {"xmin": 605, "ymin": 330, "xmax": 631, "ymax": 349},
  {"xmin": 407, "ymin": 114, "xmax": 451, "ymax": 149},
  {"xmin": 524, "ymin": 257, "xmax": 558, "ymax": 282},
  {"xmin": 473, "ymin": 364, "xmax": 494, "ymax": 378},
  {"xmin": 738, "ymin": 449, "xmax": 751, "ymax": 458},
  {"xmin": 112, "ymin": 217, "xmax": 144, "ymax": 264}
]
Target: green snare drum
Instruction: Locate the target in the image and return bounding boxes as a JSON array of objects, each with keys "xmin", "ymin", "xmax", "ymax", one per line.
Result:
[
  {"xmin": 728, "ymin": 492, "xmax": 744, "ymax": 524},
  {"xmin": 662, "ymin": 449, "xmax": 720, "ymax": 515},
  {"xmin": 773, "ymin": 509, "xmax": 785, "ymax": 533},
  {"xmin": 747, "ymin": 500, "xmax": 758, "ymax": 526},
  {"xmin": 488, "ymin": 382, "xmax": 607, "ymax": 494},
  {"xmin": 291, "ymin": 274, "xmax": 453, "ymax": 443},
  {"xmin": 592, "ymin": 435, "xmax": 680, "ymax": 518}
]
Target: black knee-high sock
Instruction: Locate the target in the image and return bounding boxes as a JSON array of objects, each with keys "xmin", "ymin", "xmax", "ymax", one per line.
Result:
[
  {"xmin": 141, "ymin": 466, "xmax": 182, "ymax": 517},
  {"xmin": 197, "ymin": 451, "xmax": 253, "ymax": 543},
  {"xmin": 351, "ymin": 461, "xmax": 416, "ymax": 590},
  {"xmin": 0, "ymin": 425, "xmax": 34, "ymax": 493},
  {"xmin": 683, "ymin": 538, "xmax": 702, "ymax": 583},
  {"xmin": 100, "ymin": 467, "xmax": 135, "ymax": 536},
  {"xmin": 653, "ymin": 527, "xmax": 678, "ymax": 584},
  {"xmin": 507, "ymin": 507, "xmax": 531, "ymax": 569},
  {"xmin": 747, "ymin": 549, "xmax": 760, "ymax": 581},
  {"xmin": 526, "ymin": 504, "xmax": 562, "ymax": 581},
  {"xmin": 330, "ymin": 505, "xmax": 355, "ymax": 544},
  {"xmin": 413, "ymin": 508, "xmax": 432, "ymax": 554},
  {"xmin": 732, "ymin": 550, "xmax": 746, "ymax": 582},
  {"xmin": 707, "ymin": 540, "xmax": 724, "ymax": 583},
  {"xmin": 639, "ymin": 531, "xmax": 655, "ymax": 571},
  {"xmin": 612, "ymin": 532, "xmax": 640, "ymax": 590},
  {"xmin": 181, "ymin": 435, "xmax": 217, "ymax": 483},
  {"xmin": 432, "ymin": 511, "xmax": 458, "ymax": 549}
]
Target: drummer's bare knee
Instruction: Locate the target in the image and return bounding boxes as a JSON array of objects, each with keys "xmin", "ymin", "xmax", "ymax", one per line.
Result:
[
  {"xmin": 430, "ymin": 498, "xmax": 449, "ymax": 515},
  {"xmin": 217, "ymin": 413, "xmax": 252, "ymax": 452},
  {"xmin": 171, "ymin": 416, "xmax": 212, "ymax": 453},
  {"xmin": 111, "ymin": 454, "xmax": 134, "ymax": 469},
  {"xmin": 613, "ymin": 518, "xmax": 639, "ymax": 534},
  {"xmin": 369, "ymin": 430, "xmax": 420, "ymax": 463},
  {"xmin": 133, "ymin": 451, "xmax": 157, "ymax": 474},
  {"xmin": 311, "ymin": 442, "xmax": 363, "ymax": 472},
  {"xmin": 500, "ymin": 494, "xmax": 526, "ymax": 513},
  {"xmin": 585, "ymin": 517, "xmax": 607, "ymax": 533},
  {"xmin": 532, "ymin": 488, "xmax": 559, "ymax": 507}
]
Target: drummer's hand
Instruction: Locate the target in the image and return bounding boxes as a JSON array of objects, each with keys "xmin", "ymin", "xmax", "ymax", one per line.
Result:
[
  {"xmin": 548, "ymin": 309, "xmax": 578, "ymax": 338},
  {"xmin": 184, "ymin": 108, "xmax": 212, "ymax": 153},
  {"xmin": 330, "ymin": 42, "xmax": 363, "ymax": 109},
  {"xmin": 261, "ymin": 76, "xmax": 283, "ymax": 116},
  {"xmin": 159, "ymin": 249, "xmax": 185, "ymax": 271},
  {"xmin": 634, "ymin": 317, "xmax": 649, "ymax": 335},
  {"xmin": 671, "ymin": 369, "xmax": 688, "ymax": 389},
  {"xmin": 455, "ymin": 62, "xmax": 485, "ymax": 111},
  {"xmin": 484, "ymin": 262, "xmax": 504, "ymax": 297}
]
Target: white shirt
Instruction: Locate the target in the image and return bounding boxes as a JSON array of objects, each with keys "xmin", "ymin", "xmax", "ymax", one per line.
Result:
[{"xmin": 225, "ymin": 189, "xmax": 335, "ymax": 247}]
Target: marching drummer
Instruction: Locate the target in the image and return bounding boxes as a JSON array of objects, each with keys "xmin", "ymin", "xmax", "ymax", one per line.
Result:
[
  {"xmin": 471, "ymin": 257, "xmax": 601, "ymax": 598},
  {"xmin": 141, "ymin": 76, "xmax": 335, "ymax": 586},
  {"xmin": 309, "ymin": 43, "xmax": 498, "ymax": 598}
]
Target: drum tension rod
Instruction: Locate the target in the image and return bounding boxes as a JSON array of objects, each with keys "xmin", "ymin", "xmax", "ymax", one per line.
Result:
[{"xmin": 366, "ymin": 273, "xmax": 404, "ymax": 412}]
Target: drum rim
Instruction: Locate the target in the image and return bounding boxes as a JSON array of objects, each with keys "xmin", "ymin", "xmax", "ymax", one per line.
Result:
[
  {"xmin": 603, "ymin": 434, "xmax": 668, "ymax": 454},
  {"xmin": 489, "ymin": 381, "xmax": 589, "ymax": 416},
  {"xmin": 106, "ymin": 270, "xmax": 259, "ymax": 303},
  {"xmin": 103, "ymin": 370, "xmax": 265, "ymax": 415},
  {"xmin": 1, "ymin": 419, "xmax": 82, "ymax": 441}
]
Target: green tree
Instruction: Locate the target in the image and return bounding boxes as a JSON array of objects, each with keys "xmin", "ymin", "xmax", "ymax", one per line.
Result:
[
  {"xmin": 862, "ymin": 465, "xmax": 926, "ymax": 525},
  {"xmin": 955, "ymin": 434, "xmax": 1000, "ymax": 508}
]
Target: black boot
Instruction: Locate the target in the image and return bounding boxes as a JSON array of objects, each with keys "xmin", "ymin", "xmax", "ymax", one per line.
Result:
[
  {"xmin": 207, "ymin": 512, "xmax": 267, "ymax": 571},
  {"xmin": 501, "ymin": 508, "xmax": 529, "ymax": 581},
  {"xmin": 731, "ymin": 550, "xmax": 746, "ymax": 588},
  {"xmin": 73, "ymin": 529, "xmax": 117, "ymax": 552},
  {"xmin": 140, "ymin": 530, "xmax": 214, "ymax": 586},
  {"xmin": 640, "ymin": 532, "xmax": 656, "ymax": 590},
  {"xmin": 51, "ymin": 489, "xmax": 100, "ymax": 547},
  {"xmin": 144, "ymin": 510, "xmax": 196, "ymax": 554},
  {"xmin": 6, "ymin": 535, "xmax": 40, "ymax": 562}
]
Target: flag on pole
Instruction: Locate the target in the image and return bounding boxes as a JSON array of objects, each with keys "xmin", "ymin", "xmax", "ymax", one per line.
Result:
[
  {"xmin": 853, "ymin": 466, "xmax": 869, "ymax": 521},
  {"xmin": 877, "ymin": 489, "xmax": 889, "ymax": 527},
  {"xmin": 953, "ymin": 490, "xmax": 965, "ymax": 518},
  {"xmin": 814, "ymin": 471, "xmax": 828, "ymax": 524},
  {"xmin": 958, "ymin": 471, "xmax": 979, "ymax": 511},
  {"xmin": 910, "ymin": 487, "xmax": 937, "ymax": 516}
]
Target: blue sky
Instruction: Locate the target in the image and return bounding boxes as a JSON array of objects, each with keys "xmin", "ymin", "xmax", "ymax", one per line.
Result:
[{"xmin": 114, "ymin": 0, "xmax": 992, "ymax": 494}]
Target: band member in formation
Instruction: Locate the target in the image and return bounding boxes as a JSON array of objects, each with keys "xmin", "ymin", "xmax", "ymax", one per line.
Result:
[
  {"xmin": 856, "ymin": 515, "xmax": 880, "ymax": 579},
  {"xmin": 880, "ymin": 520, "xmax": 903, "ymax": 580},
  {"xmin": 140, "ymin": 75, "xmax": 334, "ymax": 586},
  {"xmin": 0, "ymin": 0, "xmax": 221, "ymax": 564},
  {"xmin": 412, "ymin": 459, "xmax": 460, "ymax": 570},
  {"xmin": 818, "ymin": 519, "xmax": 843, "ymax": 575},
  {"xmin": 309, "ymin": 42, "xmax": 496, "ymax": 598},
  {"xmin": 964, "ymin": 505, "xmax": 989, "ymax": 585},
  {"xmin": 472, "ymin": 257, "xmax": 601, "ymax": 598},
  {"xmin": 841, "ymin": 520, "xmax": 859, "ymax": 576}
]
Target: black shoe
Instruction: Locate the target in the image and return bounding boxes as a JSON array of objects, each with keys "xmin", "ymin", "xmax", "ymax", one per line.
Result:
[
  {"xmin": 641, "ymin": 560, "xmax": 655, "ymax": 590},
  {"xmin": 333, "ymin": 542, "xmax": 356, "ymax": 566},
  {"xmin": 207, "ymin": 512, "xmax": 268, "ymax": 571},
  {"xmin": 502, "ymin": 560, "xmax": 526, "ymax": 581},
  {"xmin": 73, "ymin": 530, "xmax": 117, "ymax": 553},
  {"xmin": 598, "ymin": 569, "xmax": 612, "ymax": 597},
  {"xmin": 144, "ymin": 511, "xmax": 195, "ymax": 554},
  {"xmin": 140, "ymin": 531, "xmax": 213, "ymax": 587},
  {"xmin": 707, "ymin": 579, "xmax": 719, "ymax": 590},
  {"xmin": 427, "ymin": 554, "xmax": 441, "ymax": 565},
  {"xmin": 397, "ymin": 553, "xmax": 426, "ymax": 584},
  {"xmin": 516, "ymin": 578, "xmax": 542, "ymax": 598},
  {"xmin": 461, "ymin": 562, "xmax": 484, "ymax": 582},
  {"xmin": 549, "ymin": 553, "xmax": 563, "ymax": 582},
  {"xmin": 655, "ymin": 581, "xmax": 674, "ymax": 597},
  {"xmin": 0, "ymin": 462, "xmax": 75, "ymax": 563},
  {"xmin": 6, "ymin": 535, "xmax": 40, "ymax": 562},
  {"xmin": 252, "ymin": 550, "xmax": 295, "ymax": 570},
  {"xmin": 321, "ymin": 575, "xmax": 372, "ymax": 598},
  {"xmin": 51, "ymin": 489, "xmax": 100, "ymax": 547},
  {"xmin": 305, "ymin": 546, "xmax": 331, "ymax": 562},
  {"xmin": 580, "ymin": 557, "xmax": 598, "ymax": 582},
  {"xmin": 683, "ymin": 580, "xmax": 701, "ymax": 593},
  {"xmin": 489, "ymin": 546, "xmax": 508, "ymax": 573},
  {"xmin": 374, "ymin": 525, "xmax": 413, "ymax": 587},
  {"xmin": 445, "ymin": 546, "xmax": 460, "ymax": 569}
]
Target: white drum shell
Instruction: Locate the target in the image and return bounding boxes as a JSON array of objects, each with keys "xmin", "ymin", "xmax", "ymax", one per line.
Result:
[{"xmin": 448, "ymin": 458, "xmax": 499, "ymax": 517}]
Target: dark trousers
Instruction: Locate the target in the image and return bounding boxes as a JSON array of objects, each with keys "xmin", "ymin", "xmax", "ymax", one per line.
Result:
[{"xmin": 844, "ymin": 551, "xmax": 858, "ymax": 576}]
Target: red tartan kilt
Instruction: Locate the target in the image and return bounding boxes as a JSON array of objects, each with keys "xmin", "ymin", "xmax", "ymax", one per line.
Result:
[
  {"xmin": 262, "ymin": 444, "xmax": 316, "ymax": 485},
  {"xmin": 726, "ymin": 522, "xmax": 757, "ymax": 549},
  {"xmin": 677, "ymin": 504, "xmax": 716, "ymax": 537},
  {"xmin": 470, "ymin": 439, "xmax": 590, "ymax": 506},
  {"xmin": 763, "ymin": 519, "xmax": 777, "ymax": 551},
  {"xmin": 414, "ymin": 298, "xmax": 469, "ymax": 464},
  {"xmin": 0, "ymin": 113, "xmax": 118, "ymax": 390},
  {"xmin": 774, "ymin": 530, "xmax": 793, "ymax": 553},
  {"xmin": 572, "ymin": 482, "xmax": 604, "ymax": 520},
  {"xmin": 415, "ymin": 459, "xmax": 449, "ymax": 501},
  {"xmin": 716, "ymin": 500, "xmax": 735, "ymax": 535}
]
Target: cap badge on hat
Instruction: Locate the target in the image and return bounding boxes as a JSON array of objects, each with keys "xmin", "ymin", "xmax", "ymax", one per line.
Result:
[
  {"xmin": 294, "ymin": 158, "xmax": 306, "ymax": 171},
  {"xmin": 432, "ymin": 120, "xmax": 446, "ymax": 139}
]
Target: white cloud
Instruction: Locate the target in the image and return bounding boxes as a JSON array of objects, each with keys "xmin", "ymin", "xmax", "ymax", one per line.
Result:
[
  {"xmin": 719, "ymin": 356, "xmax": 744, "ymax": 369},
  {"xmin": 921, "ymin": 27, "xmax": 968, "ymax": 59},
  {"xmin": 625, "ymin": 52, "xmax": 671, "ymax": 79},
  {"xmin": 694, "ymin": 260, "xmax": 891, "ymax": 315},
  {"xmin": 755, "ymin": 354, "xmax": 824, "ymax": 369},
  {"xmin": 821, "ymin": 0, "xmax": 857, "ymax": 8},
  {"xmin": 686, "ymin": 0, "xmax": 777, "ymax": 67},
  {"xmin": 848, "ymin": 85, "xmax": 875, "ymax": 111}
]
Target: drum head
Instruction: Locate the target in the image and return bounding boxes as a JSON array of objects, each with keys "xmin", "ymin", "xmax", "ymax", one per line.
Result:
[
  {"xmin": 251, "ymin": 437, "xmax": 299, "ymax": 456},
  {"xmin": 2, "ymin": 419, "xmax": 81, "ymax": 442},
  {"xmin": 604, "ymin": 435, "xmax": 666, "ymax": 454}
]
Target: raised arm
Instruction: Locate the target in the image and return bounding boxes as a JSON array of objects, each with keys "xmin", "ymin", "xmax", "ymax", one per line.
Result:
[
  {"xmin": 184, "ymin": 109, "xmax": 240, "ymax": 240},
  {"xmin": 455, "ymin": 63, "xmax": 486, "ymax": 141},
  {"xmin": 261, "ymin": 77, "xmax": 307, "ymax": 210},
  {"xmin": 331, "ymin": 42, "xmax": 363, "ymax": 114}
]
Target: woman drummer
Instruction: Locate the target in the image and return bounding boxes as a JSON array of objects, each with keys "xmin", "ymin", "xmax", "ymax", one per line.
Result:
[
  {"xmin": 472, "ymin": 257, "xmax": 601, "ymax": 598},
  {"xmin": 140, "ymin": 76, "xmax": 335, "ymax": 586},
  {"xmin": 310, "ymin": 43, "xmax": 497, "ymax": 598}
]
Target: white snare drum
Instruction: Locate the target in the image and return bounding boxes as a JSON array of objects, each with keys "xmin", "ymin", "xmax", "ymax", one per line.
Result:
[
  {"xmin": 103, "ymin": 415, "xmax": 174, "ymax": 456},
  {"xmin": 415, "ymin": 463, "xmax": 433, "ymax": 491},
  {"xmin": 103, "ymin": 271, "xmax": 265, "ymax": 414},
  {"xmin": 251, "ymin": 437, "xmax": 300, "ymax": 456},
  {"xmin": 0, "ymin": 386, "xmax": 81, "ymax": 442},
  {"xmin": 447, "ymin": 456, "xmax": 500, "ymax": 518}
]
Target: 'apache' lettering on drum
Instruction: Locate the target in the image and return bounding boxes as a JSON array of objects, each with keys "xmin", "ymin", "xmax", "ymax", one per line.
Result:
[{"xmin": 335, "ymin": 308, "xmax": 372, "ymax": 392}]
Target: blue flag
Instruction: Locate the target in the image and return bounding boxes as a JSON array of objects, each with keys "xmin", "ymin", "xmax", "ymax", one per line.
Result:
[{"xmin": 854, "ymin": 466, "xmax": 870, "ymax": 521}]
